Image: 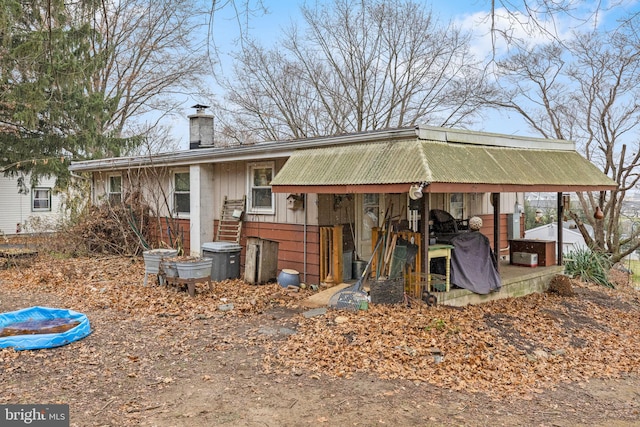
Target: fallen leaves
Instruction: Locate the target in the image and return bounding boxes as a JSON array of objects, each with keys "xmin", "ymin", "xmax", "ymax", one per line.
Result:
[
  {"xmin": 0, "ymin": 252, "xmax": 639, "ymax": 407},
  {"xmin": 265, "ymin": 281, "xmax": 640, "ymax": 399}
]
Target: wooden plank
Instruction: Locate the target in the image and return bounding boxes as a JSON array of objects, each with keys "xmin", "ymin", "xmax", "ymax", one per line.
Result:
[
  {"xmin": 332, "ymin": 225, "xmax": 343, "ymax": 286},
  {"xmin": 301, "ymin": 283, "xmax": 351, "ymax": 308}
]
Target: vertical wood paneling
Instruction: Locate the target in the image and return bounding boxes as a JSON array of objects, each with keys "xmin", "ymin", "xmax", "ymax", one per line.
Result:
[{"xmin": 89, "ymin": 159, "xmax": 534, "ymax": 288}]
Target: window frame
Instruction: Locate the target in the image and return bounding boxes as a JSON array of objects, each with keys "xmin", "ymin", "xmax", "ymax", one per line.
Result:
[
  {"xmin": 31, "ymin": 187, "xmax": 52, "ymax": 212},
  {"xmin": 107, "ymin": 174, "xmax": 122, "ymax": 204},
  {"xmin": 247, "ymin": 161, "xmax": 275, "ymax": 215},
  {"xmin": 173, "ymin": 171, "xmax": 191, "ymax": 216},
  {"xmin": 449, "ymin": 193, "xmax": 465, "ymax": 220}
]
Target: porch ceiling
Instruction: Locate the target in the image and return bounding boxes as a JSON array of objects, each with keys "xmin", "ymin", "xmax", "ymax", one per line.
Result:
[{"xmin": 270, "ymin": 139, "xmax": 617, "ymax": 194}]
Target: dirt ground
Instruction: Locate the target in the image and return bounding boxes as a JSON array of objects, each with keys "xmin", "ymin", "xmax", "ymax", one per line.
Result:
[{"xmin": 1, "ymin": 253, "xmax": 640, "ymax": 427}]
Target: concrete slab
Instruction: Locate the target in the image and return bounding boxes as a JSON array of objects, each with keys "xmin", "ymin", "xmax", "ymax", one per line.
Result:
[{"xmin": 301, "ymin": 283, "xmax": 352, "ymax": 308}]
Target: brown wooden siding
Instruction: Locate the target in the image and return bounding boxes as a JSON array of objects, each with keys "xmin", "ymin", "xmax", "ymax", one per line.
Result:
[
  {"xmin": 476, "ymin": 213, "xmax": 523, "ymax": 259},
  {"xmin": 146, "ymin": 213, "xmax": 519, "ymax": 286},
  {"xmin": 227, "ymin": 221, "xmax": 322, "ymax": 285},
  {"xmin": 148, "ymin": 218, "xmax": 191, "ymax": 253}
]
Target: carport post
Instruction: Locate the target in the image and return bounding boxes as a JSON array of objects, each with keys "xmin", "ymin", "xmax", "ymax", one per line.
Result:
[
  {"xmin": 492, "ymin": 193, "xmax": 500, "ymax": 273},
  {"xmin": 557, "ymin": 192, "xmax": 564, "ymax": 265},
  {"xmin": 420, "ymin": 193, "xmax": 430, "ymax": 291}
]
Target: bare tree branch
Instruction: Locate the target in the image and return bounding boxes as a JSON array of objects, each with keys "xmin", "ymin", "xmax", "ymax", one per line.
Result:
[{"xmin": 217, "ymin": 0, "xmax": 497, "ymax": 143}]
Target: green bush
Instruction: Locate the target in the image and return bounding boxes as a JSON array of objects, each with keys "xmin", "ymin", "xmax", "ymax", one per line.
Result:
[{"xmin": 564, "ymin": 248, "xmax": 614, "ymax": 288}]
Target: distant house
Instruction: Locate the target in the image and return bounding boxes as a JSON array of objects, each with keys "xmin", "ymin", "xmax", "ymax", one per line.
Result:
[
  {"xmin": 524, "ymin": 222, "xmax": 590, "ymax": 254},
  {"xmin": 68, "ymin": 110, "xmax": 616, "ymax": 290},
  {"xmin": 0, "ymin": 174, "xmax": 63, "ymax": 236}
]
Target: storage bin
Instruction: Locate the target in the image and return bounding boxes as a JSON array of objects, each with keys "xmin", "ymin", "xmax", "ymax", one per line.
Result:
[{"xmin": 202, "ymin": 242, "xmax": 242, "ymax": 281}]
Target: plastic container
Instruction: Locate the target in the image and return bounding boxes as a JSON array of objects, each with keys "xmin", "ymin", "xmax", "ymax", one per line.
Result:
[
  {"xmin": 277, "ymin": 269, "xmax": 300, "ymax": 287},
  {"xmin": 352, "ymin": 260, "xmax": 367, "ymax": 279},
  {"xmin": 202, "ymin": 242, "xmax": 242, "ymax": 281}
]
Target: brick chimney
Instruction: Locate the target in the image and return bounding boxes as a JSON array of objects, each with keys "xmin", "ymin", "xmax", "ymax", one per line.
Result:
[{"xmin": 189, "ymin": 104, "xmax": 214, "ymax": 149}]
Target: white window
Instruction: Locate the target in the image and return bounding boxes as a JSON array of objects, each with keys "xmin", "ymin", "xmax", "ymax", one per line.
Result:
[
  {"xmin": 32, "ymin": 188, "xmax": 51, "ymax": 211},
  {"xmin": 173, "ymin": 172, "xmax": 190, "ymax": 215},
  {"xmin": 108, "ymin": 175, "xmax": 122, "ymax": 204},
  {"xmin": 449, "ymin": 193, "xmax": 465, "ymax": 220},
  {"xmin": 247, "ymin": 162, "xmax": 274, "ymax": 214}
]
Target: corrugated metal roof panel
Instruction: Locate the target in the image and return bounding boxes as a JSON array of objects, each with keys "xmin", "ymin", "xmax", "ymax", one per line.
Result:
[
  {"xmin": 270, "ymin": 140, "xmax": 429, "ymax": 185},
  {"xmin": 422, "ymin": 142, "xmax": 614, "ymax": 186},
  {"xmin": 271, "ymin": 139, "xmax": 617, "ymax": 188}
]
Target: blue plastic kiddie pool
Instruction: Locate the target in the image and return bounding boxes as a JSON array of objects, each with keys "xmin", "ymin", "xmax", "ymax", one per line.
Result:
[{"xmin": 0, "ymin": 306, "xmax": 91, "ymax": 350}]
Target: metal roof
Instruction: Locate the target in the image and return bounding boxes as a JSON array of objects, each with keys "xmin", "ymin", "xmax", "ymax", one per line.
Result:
[
  {"xmin": 270, "ymin": 138, "xmax": 617, "ymax": 193},
  {"xmin": 68, "ymin": 127, "xmax": 419, "ymax": 172},
  {"xmin": 68, "ymin": 124, "xmax": 617, "ymax": 193}
]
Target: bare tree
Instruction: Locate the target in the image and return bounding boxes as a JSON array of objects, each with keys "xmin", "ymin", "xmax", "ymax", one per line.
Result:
[
  {"xmin": 217, "ymin": 0, "xmax": 497, "ymax": 143},
  {"xmin": 87, "ymin": 0, "xmax": 214, "ymax": 142},
  {"xmin": 493, "ymin": 20, "xmax": 640, "ymax": 262},
  {"xmin": 486, "ymin": 0, "xmax": 637, "ymax": 51}
]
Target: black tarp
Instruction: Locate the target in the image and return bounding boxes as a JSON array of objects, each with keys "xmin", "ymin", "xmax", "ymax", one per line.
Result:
[{"xmin": 448, "ymin": 232, "xmax": 501, "ymax": 294}]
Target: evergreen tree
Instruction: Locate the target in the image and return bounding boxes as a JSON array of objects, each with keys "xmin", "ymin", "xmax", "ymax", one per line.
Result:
[{"xmin": 0, "ymin": 0, "xmax": 138, "ymax": 188}]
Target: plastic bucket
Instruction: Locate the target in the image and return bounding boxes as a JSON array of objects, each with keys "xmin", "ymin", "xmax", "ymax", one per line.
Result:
[{"xmin": 352, "ymin": 260, "xmax": 367, "ymax": 279}]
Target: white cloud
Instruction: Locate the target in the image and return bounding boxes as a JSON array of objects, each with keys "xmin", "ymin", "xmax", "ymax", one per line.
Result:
[{"xmin": 454, "ymin": 1, "xmax": 639, "ymax": 60}]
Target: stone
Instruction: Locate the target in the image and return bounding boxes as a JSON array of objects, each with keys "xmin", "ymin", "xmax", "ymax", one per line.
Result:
[
  {"xmin": 302, "ymin": 307, "xmax": 327, "ymax": 318},
  {"xmin": 334, "ymin": 316, "xmax": 349, "ymax": 324},
  {"xmin": 533, "ymin": 349, "xmax": 549, "ymax": 359},
  {"xmin": 218, "ymin": 303, "xmax": 234, "ymax": 312}
]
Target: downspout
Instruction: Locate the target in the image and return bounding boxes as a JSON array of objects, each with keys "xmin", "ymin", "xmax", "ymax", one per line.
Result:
[{"xmin": 303, "ymin": 193, "xmax": 307, "ymax": 283}]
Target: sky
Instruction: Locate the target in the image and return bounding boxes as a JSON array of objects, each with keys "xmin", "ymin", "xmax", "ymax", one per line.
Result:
[{"xmin": 165, "ymin": 0, "xmax": 640, "ymax": 149}]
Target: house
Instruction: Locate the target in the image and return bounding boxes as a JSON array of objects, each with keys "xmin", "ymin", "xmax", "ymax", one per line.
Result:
[
  {"xmin": 68, "ymin": 110, "xmax": 617, "ymax": 300},
  {"xmin": 524, "ymin": 221, "xmax": 590, "ymax": 254},
  {"xmin": 0, "ymin": 174, "xmax": 63, "ymax": 236}
]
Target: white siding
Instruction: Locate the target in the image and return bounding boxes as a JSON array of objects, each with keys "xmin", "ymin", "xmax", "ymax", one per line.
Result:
[
  {"xmin": 0, "ymin": 175, "xmax": 63, "ymax": 235},
  {"xmin": 90, "ymin": 160, "xmax": 320, "ymax": 228},
  {"xmin": 427, "ymin": 192, "xmax": 521, "ymax": 217},
  {"xmin": 525, "ymin": 223, "xmax": 588, "ymax": 253},
  {"xmin": 212, "ymin": 159, "xmax": 319, "ymax": 226}
]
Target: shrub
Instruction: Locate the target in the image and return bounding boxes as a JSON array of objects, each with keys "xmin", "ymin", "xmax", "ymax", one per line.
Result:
[{"xmin": 564, "ymin": 248, "xmax": 614, "ymax": 288}]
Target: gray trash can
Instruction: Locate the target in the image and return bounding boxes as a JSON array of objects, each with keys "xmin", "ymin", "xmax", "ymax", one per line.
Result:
[{"xmin": 202, "ymin": 242, "xmax": 242, "ymax": 281}]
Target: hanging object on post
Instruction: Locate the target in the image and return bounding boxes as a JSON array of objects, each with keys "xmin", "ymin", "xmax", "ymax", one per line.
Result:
[
  {"xmin": 409, "ymin": 184, "xmax": 423, "ymax": 200},
  {"xmin": 594, "ymin": 206, "xmax": 604, "ymax": 220},
  {"xmin": 408, "ymin": 182, "xmax": 428, "ymax": 200},
  {"xmin": 562, "ymin": 193, "xmax": 571, "ymax": 221}
]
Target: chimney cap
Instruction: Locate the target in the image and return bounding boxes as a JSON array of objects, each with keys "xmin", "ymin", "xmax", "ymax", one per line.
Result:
[{"xmin": 191, "ymin": 104, "xmax": 210, "ymax": 113}]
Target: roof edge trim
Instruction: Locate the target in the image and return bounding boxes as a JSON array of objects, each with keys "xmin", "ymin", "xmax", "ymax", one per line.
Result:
[{"xmin": 416, "ymin": 125, "xmax": 575, "ymax": 151}]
